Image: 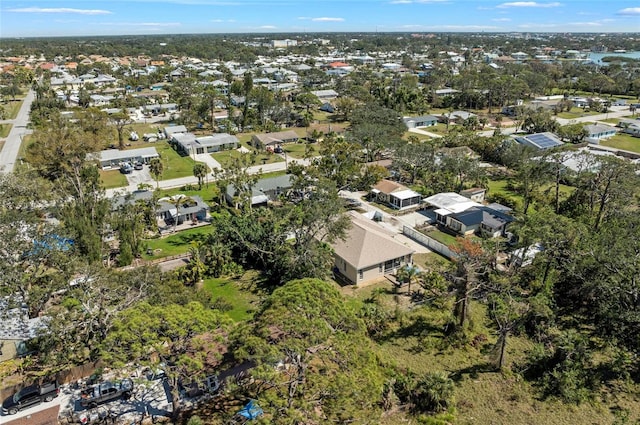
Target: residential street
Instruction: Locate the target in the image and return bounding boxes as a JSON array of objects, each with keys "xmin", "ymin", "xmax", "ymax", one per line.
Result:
[{"xmin": 0, "ymin": 89, "xmax": 35, "ymax": 173}]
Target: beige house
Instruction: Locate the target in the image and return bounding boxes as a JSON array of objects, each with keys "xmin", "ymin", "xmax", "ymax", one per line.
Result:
[{"xmin": 331, "ymin": 212, "xmax": 414, "ymax": 285}]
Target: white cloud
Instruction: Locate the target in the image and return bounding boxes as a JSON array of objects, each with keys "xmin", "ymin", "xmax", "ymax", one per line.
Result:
[
  {"xmin": 211, "ymin": 18, "xmax": 236, "ymax": 22},
  {"xmin": 497, "ymin": 2, "xmax": 561, "ymax": 8},
  {"xmin": 297, "ymin": 16, "xmax": 311, "ymax": 20},
  {"xmin": 258, "ymin": 25, "xmax": 277, "ymax": 29},
  {"xmin": 617, "ymin": 7, "xmax": 640, "ymax": 16},
  {"xmin": 7, "ymin": 7, "xmax": 112, "ymax": 15},
  {"xmin": 311, "ymin": 17, "xmax": 344, "ymax": 22},
  {"xmin": 492, "ymin": 17, "xmax": 512, "ymax": 22}
]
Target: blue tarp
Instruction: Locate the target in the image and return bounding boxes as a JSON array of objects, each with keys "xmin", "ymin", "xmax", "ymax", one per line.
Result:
[{"xmin": 237, "ymin": 400, "xmax": 263, "ymax": 420}]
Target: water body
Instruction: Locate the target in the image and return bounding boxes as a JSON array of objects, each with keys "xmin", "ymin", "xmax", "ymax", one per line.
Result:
[{"xmin": 588, "ymin": 51, "xmax": 640, "ymax": 64}]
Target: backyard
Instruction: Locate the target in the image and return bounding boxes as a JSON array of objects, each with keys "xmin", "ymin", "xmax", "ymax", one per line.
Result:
[
  {"xmin": 202, "ymin": 273, "xmax": 262, "ymax": 322},
  {"xmin": 282, "ymin": 141, "xmax": 318, "ymax": 159},
  {"xmin": 142, "ymin": 225, "xmax": 212, "ymax": 260},
  {"xmin": 600, "ymin": 133, "xmax": 640, "ymax": 153},
  {"xmin": 556, "ymin": 107, "xmax": 600, "ymax": 119}
]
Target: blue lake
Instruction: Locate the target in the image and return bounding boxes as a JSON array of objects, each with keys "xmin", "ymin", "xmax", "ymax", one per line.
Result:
[{"xmin": 588, "ymin": 51, "xmax": 640, "ymax": 64}]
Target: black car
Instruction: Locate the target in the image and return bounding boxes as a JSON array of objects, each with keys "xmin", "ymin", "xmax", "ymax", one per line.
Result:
[{"xmin": 2, "ymin": 381, "xmax": 59, "ymax": 415}]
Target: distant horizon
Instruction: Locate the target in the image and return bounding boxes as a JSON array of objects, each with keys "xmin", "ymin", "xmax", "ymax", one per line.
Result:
[
  {"xmin": 1, "ymin": 0, "xmax": 639, "ymax": 38},
  {"xmin": 2, "ymin": 30, "xmax": 640, "ymax": 41}
]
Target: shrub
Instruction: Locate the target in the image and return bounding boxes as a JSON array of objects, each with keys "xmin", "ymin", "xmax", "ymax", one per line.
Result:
[{"xmin": 411, "ymin": 371, "xmax": 455, "ymax": 413}]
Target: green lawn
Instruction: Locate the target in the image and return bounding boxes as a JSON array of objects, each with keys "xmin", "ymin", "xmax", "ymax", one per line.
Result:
[
  {"xmin": 99, "ymin": 169, "xmax": 129, "ymax": 189},
  {"xmin": 556, "ymin": 107, "xmax": 599, "ymax": 119},
  {"xmin": 142, "ymin": 225, "xmax": 212, "ymax": 260},
  {"xmin": 212, "ymin": 148, "xmax": 284, "ymax": 168},
  {"xmin": 283, "ymin": 141, "xmax": 318, "ymax": 159},
  {"xmin": 2, "ymin": 99, "xmax": 24, "ymax": 120},
  {"xmin": 202, "ymin": 274, "xmax": 260, "ymax": 322},
  {"xmin": 424, "ymin": 228, "xmax": 460, "ymax": 247},
  {"xmin": 154, "ymin": 142, "xmax": 197, "ymax": 180},
  {"xmin": 0, "ymin": 123, "xmax": 11, "ymax": 138},
  {"xmin": 600, "ymin": 133, "xmax": 640, "ymax": 153}
]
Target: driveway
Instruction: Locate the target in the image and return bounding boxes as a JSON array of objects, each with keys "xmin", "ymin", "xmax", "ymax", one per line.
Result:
[{"xmin": 125, "ymin": 165, "xmax": 154, "ymax": 187}]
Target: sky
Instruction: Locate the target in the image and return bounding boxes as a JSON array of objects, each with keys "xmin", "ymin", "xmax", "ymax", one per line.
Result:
[{"xmin": 1, "ymin": 0, "xmax": 639, "ymax": 38}]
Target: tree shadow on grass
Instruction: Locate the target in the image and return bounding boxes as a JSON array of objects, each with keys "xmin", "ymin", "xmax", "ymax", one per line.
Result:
[
  {"xmin": 165, "ymin": 232, "xmax": 209, "ymax": 247},
  {"xmin": 450, "ymin": 362, "xmax": 496, "ymax": 382}
]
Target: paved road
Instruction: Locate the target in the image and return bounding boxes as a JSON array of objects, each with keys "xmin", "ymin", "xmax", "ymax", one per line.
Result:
[
  {"xmin": 0, "ymin": 90, "xmax": 35, "ymax": 173},
  {"xmin": 105, "ymin": 153, "xmax": 314, "ymax": 198},
  {"xmin": 409, "ymin": 127, "xmax": 443, "ymax": 138}
]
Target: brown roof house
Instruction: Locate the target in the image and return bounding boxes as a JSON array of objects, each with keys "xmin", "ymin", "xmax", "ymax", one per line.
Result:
[
  {"xmin": 372, "ymin": 179, "xmax": 422, "ymax": 210},
  {"xmin": 331, "ymin": 212, "xmax": 414, "ymax": 285}
]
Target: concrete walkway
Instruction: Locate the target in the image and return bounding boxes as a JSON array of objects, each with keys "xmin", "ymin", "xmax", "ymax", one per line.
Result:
[
  {"xmin": 409, "ymin": 127, "xmax": 443, "ymax": 138},
  {"xmin": 194, "ymin": 152, "xmax": 222, "ymax": 172}
]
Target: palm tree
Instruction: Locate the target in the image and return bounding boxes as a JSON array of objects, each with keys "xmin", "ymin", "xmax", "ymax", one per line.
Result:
[
  {"xmin": 149, "ymin": 158, "xmax": 163, "ymax": 189},
  {"xmin": 166, "ymin": 194, "xmax": 194, "ymax": 233},
  {"xmin": 193, "ymin": 163, "xmax": 208, "ymax": 190},
  {"xmin": 396, "ymin": 264, "xmax": 420, "ymax": 295}
]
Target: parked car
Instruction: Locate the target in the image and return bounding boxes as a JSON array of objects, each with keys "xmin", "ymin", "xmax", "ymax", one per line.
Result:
[
  {"xmin": 134, "ymin": 162, "xmax": 143, "ymax": 170},
  {"xmin": 120, "ymin": 162, "xmax": 133, "ymax": 174},
  {"xmin": 80, "ymin": 379, "xmax": 134, "ymax": 409},
  {"xmin": 2, "ymin": 381, "xmax": 59, "ymax": 415}
]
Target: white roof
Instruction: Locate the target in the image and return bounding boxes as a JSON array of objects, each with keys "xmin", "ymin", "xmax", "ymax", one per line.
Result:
[
  {"xmin": 424, "ymin": 192, "xmax": 482, "ymax": 214},
  {"xmin": 434, "ymin": 208, "xmax": 452, "ymax": 216},
  {"xmin": 94, "ymin": 147, "xmax": 159, "ymax": 162},
  {"xmin": 391, "ymin": 189, "xmax": 422, "ymax": 200}
]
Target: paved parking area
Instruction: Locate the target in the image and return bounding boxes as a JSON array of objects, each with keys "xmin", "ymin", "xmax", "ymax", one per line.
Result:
[{"xmin": 125, "ymin": 165, "xmax": 154, "ymax": 186}]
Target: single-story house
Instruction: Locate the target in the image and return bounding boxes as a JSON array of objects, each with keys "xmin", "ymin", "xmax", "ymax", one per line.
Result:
[
  {"xmin": 403, "ymin": 115, "xmax": 438, "ymax": 129},
  {"xmin": 157, "ymin": 195, "xmax": 209, "ymax": 225},
  {"xmin": 88, "ymin": 147, "xmax": 159, "ymax": 169},
  {"xmin": 112, "ymin": 190, "xmax": 209, "ymax": 224},
  {"xmin": 171, "ymin": 133, "xmax": 197, "ymax": 155},
  {"xmin": 438, "ymin": 110, "xmax": 477, "ymax": 124},
  {"xmin": 514, "ymin": 132, "xmax": 564, "ymax": 150},
  {"xmin": 251, "ymin": 130, "xmax": 300, "ymax": 148},
  {"xmin": 460, "ymin": 187, "xmax": 486, "ymax": 203},
  {"xmin": 311, "ymin": 89, "xmax": 339, "ymax": 101},
  {"xmin": 434, "ymin": 88, "xmax": 459, "ymax": 97},
  {"xmin": 372, "ymin": 179, "xmax": 422, "ymax": 210},
  {"xmin": 164, "ymin": 125, "xmax": 189, "ymax": 138},
  {"xmin": 173, "ymin": 133, "xmax": 239, "ymax": 155},
  {"xmin": 225, "ymin": 174, "xmax": 294, "ymax": 208},
  {"xmin": 423, "ymin": 192, "xmax": 513, "ymax": 238},
  {"xmin": 618, "ymin": 119, "xmax": 640, "ymax": 137},
  {"xmin": 447, "ymin": 206, "xmax": 514, "ymax": 238},
  {"xmin": 330, "ymin": 211, "xmax": 414, "ymax": 285},
  {"xmin": 584, "ymin": 124, "xmax": 617, "ymax": 144}
]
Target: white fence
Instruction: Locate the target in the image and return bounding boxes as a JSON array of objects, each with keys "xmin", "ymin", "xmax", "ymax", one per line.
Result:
[{"xmin": 403, "ymin": 226, "xmax": 458, "ymax": 260}]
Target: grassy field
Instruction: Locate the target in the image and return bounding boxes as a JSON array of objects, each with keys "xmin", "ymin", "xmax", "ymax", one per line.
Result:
[
  {"xmin": 212, "ymin": 148, "xmax": 284, "ymax": 168},
  {"xmin": 202, "ymin": 273, "xmax": 262, "ymax": 322},
  {"xmin": 99, "ymin": 169, "xmax": 129, "ymax": 189},
  {"xmin": 283, "ymin": 141, "xmax": 318, "ymax": 158},
  {"xmin": 0, "ymin": 123, "xmax": 11, "ymax": 138},
  {"xmin": 2, "ymin": 99, "xmax": 24, "ymax": 120},
  {"xmin": 142, "ymin": 225, "xmax": 212, "ymax": 260},
  {"xmin": 340, "ymin": 282, "xmax": 640, "ymax": 425},
  {"xmin": 600, "ymin": 133, "xmax": 640, "ymax": 153},
  {"xmin": 154, "ymin": 142, "xmax": 197, "ymax": 180},
  {"xmin": 556, "ymin": 107, "xmax": 600, "ymax": 119}
]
